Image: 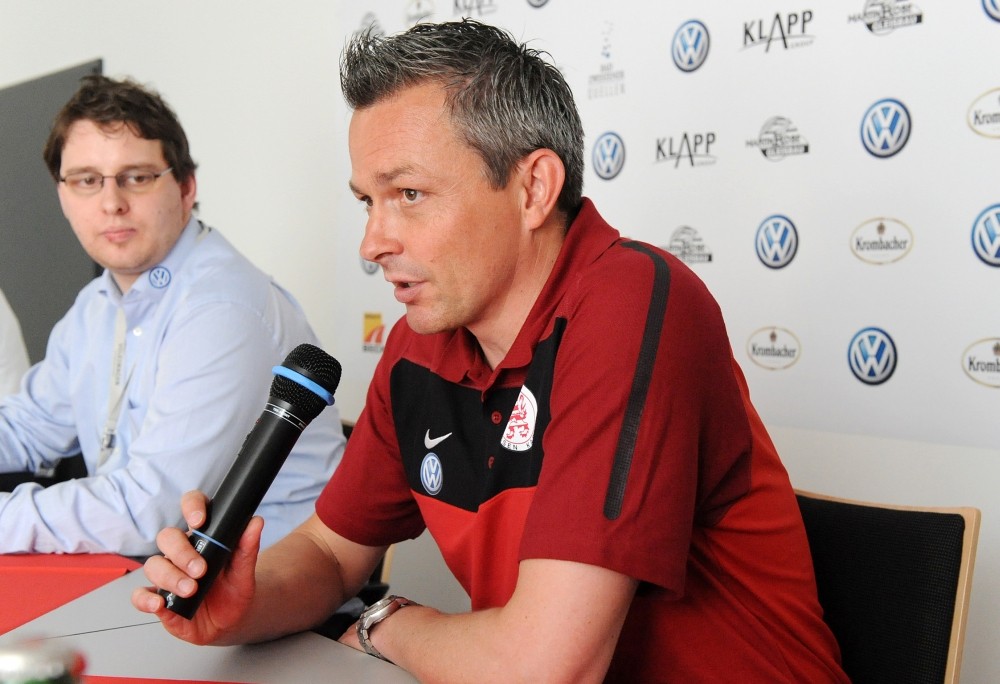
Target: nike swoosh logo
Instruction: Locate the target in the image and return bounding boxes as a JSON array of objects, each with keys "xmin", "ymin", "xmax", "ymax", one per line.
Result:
[{"xmin": 424, "ymin": 430, "xmax": 453, "ymax": 450}]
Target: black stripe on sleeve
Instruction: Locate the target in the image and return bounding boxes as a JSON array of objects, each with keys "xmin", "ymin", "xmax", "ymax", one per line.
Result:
[{"xmin": 603, "ymin": 242, "xmax": 671, "ymax": 520}]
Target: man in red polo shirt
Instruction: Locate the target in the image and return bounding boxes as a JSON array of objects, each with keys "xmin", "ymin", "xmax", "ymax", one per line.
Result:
[{"xmin": 135, "ymin": 19, "xmax": 848, "ymax": 683}]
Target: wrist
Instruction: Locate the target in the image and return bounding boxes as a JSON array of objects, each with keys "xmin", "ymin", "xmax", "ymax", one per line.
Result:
[{"xmin": 356, "ymin": 595, "xmax": 419, "ymax": 663}]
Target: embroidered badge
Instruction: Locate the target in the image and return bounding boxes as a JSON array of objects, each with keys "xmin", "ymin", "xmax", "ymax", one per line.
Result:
[
  {"xmin": 149, "ymin": 266, "xmax": 171, "ymax": 288},
  {"xmin": 501, "ymin": 385, "xmax": 537, "ymax": 452}
]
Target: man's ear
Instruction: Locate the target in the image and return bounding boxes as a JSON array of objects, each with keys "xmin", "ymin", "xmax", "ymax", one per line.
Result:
[
  {"xmin": 518, "ymin": 148, "xmax": 565, "ymax": 230},
  {"xmin": 180, "ymin": 173, "xmax": 198, "ymax": 215}
]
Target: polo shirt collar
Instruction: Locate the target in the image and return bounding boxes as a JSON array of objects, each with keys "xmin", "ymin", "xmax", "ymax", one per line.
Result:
[{"xmin": 430, "ymin": 198, "xmax": 621, "ymax": 384}]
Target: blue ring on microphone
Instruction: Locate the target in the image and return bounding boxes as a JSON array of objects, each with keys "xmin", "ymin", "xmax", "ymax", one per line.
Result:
[
  {"xmin": 272, "ymin": 366, "xmax": 335, "ymax": 405},
  {"xmin": 190, "ymin": 528, "xmax": 231, "ymax": 553}
]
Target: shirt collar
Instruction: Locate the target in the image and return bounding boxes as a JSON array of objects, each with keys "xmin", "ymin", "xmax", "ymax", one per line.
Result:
[
  {"xmin": 97, "ymin": 216, "xmax": 206, "ymax": 301},
  {"xmin": 429, "ymin": 198, "xmax": 620, "ymax": 384}
]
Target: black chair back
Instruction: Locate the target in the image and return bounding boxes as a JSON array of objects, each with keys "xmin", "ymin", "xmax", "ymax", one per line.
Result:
[{"xmin": 796, "ymin": 492, "xmax": 979, "ymax": 684}]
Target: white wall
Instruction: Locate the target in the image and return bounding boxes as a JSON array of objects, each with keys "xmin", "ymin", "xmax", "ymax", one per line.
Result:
[
  {"xmin": 0, "ymin": 1, "xmax": 359, "ymax": 407},
  {"xmin": 1, "ymin": 2, "xmax": 996, "ymax": 680}
]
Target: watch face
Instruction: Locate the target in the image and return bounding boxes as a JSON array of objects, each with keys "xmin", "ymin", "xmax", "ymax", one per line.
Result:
[{"xmin": 361, "ymin": 596, "xmax": 399, "ymax": 625}]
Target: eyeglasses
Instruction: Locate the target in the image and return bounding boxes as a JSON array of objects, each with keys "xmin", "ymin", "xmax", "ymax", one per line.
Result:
[{"xmin": 58, "ymin": 167, "xmax": 174, "ymax": 195}]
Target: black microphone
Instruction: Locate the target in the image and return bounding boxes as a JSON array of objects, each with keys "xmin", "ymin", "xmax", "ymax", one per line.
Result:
[{"xmin": 159, "ymin": 343, "xmax": 342, "ymax": 619}]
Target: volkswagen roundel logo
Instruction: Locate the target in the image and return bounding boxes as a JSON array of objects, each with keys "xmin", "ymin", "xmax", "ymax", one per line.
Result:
[
  {"xmin": 861, "ymin": 98, "xmax": 911, "ymax": 158},
  {"xmin": 527, "ymin": 0, "xmax": 550, "ymax": 6},
  {"xmin": 420, "ymin": 452, "xmax": 443, "ymax": 495},
  {"xmin": 592, "ymin": 131, "xmax": 625, "ymax": 180},
  {"xmin": 360, "ymin": 257, "xmax": 379, "ymax": 275},
  {"xmin": 985, "ymin": 0, "xmax": 1000, "ymax": 22},
  {"xmin": 972, "ymin": 203, "xmax": 1000, "ymax": 266},
  {"xmin": 848, "ymin": 327, "xmax": 897, "ymax": 385},
  {"xmin": 755, "ymin": 214, "xmax": 798, "ymax": 268},
  {"xmin": 148, "ymin": 266, "xmax": 171, "ymax": 288},
  {"xmin": 672, "ymin": 20, "xmax": 710, "ymax": 72}
]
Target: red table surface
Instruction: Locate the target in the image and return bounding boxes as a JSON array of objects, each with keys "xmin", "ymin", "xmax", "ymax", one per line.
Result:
[
  {"xmin": 84, "ymin": 679, "xmax": 245, "ymax": 683},
  {"xmin": 0, "ymin": 553, "xmax": 142, "ymax": 634}
]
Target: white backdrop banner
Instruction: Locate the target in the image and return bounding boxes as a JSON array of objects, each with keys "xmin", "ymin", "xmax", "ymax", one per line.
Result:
[{"xmin": 331, "ymin": 0, "xmax": 999, "ymax": 450}]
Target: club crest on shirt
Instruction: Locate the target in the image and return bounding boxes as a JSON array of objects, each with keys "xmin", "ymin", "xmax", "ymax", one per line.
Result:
[{"xmin": 501, "ymin": 385, "xmax": 537, "ymax": 452}]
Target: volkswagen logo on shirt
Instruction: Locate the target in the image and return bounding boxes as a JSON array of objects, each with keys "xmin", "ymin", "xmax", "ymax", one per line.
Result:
[
  {"xmin": 848, "ymin": 327, "xmax": 897, "ymax": 385},
  {"xmin": 971, "ymin": 203, "xmax": 1000, "ymax": 267},
  {"xmin": 149, "ymin": 266, "xmax": 171, "ymax": 288},
  {"xmin": 861, "ymin": 98, "xmax": 911, "ymax": 158},
  {"xmin": 420, "ymin": 452, "xmax": 443, "ymax": 495},
  {"xmin": 984, "ymin": 0, "xmax": 1000, "ymax": 22},
  {"xmin": 592, "ymin": 131, "xmax": 626, "ymax": 180},
  {"xmin": 672, "ymin": 20, "xmax": 710, "ymax": 72},
  {"xmin": 755, "ymin": 214, "xmax": 798, "ymax": 268}
]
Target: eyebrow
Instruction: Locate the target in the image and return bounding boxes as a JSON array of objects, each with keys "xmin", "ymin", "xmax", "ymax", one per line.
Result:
[
  {"xmin": 348, "ymin": 165, "xmax": 419, "ymax": 195},
  {"xmin": 60, "ymin": 163, "xmax": 163, "ymax": 176}
]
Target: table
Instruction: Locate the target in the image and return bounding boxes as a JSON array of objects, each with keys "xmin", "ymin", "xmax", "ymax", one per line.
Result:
[
  {"xmin": 0, "ymin": 554, "xmax": 140, "ymax": 634},
  {"xmin": 1, "ymin": 559, "xmax": 417, "ymax": 682}
]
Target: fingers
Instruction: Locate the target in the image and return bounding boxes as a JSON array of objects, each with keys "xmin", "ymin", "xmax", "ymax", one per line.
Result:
[
  {"xmin": 180, "ymin": 490, "xmax": 210, "ymax": 530},
  {"xmin": 141, "ymin": 548, "xmax": 199, "ymax": 600},
  {"xmin": 237, "ymin": 515, "xmax": 264, "ymax": 555},
  {"xmin": 223, "ymin": 516, "xmax": 264, "ymax": 598},
  {"xmin": 131, "ymin": 583, "xmax": 165, "ymax": 615}
]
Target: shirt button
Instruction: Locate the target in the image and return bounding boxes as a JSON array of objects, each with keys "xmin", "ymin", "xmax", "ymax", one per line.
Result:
[
  {"xmin": 491, "ymin": 411, "xmax": 503, "ymax": 424},
  {"xmin": 132, "ymin": 327, "xmax": 142, "ymax": 336}
]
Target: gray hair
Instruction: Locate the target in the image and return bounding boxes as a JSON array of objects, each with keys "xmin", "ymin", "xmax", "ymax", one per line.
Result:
[{"xmin": 340, "ymin": 19, "xmax": 584, "ymax": 219}]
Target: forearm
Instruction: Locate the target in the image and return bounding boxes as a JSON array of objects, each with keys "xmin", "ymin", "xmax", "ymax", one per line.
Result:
[
  {"xmin": 357, "ymin": 559, "xmax": 633, "ymax": 684},
  {"xmin": 367, "ymin": 604, "xmax": 611, "ymax": 684},
  {"xmin": 224, "ymin": 528, "xmax": 352, "ymax": 644},
  {"xmin": 0, "ymin": 472, "xmax": 172, "ymax": 554}
]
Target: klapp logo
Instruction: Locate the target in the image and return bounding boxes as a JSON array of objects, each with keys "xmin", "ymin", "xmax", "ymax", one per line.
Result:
[
  {"xmin": 743, "ymin": 11, "xmax": 815, "ymax": 52},
  {"xmin": 848, "ymin": 327, "xmax": 897, "ymax": 385},
  {"xmin": 592, "ymin": 132, "xmax": 626, "ymax": 180},
  {"xmin": 755, "ymin": 215, "xmax": 799, "ymax": 268},
  {"xmin": 972, "ymin": 203, "xmax": 1000, "ymax": 267},
  {"xmin": 985, "ymin": 0, "xmax": 1000, "ymax": 22},
  {"xmin": 861, "ymin": 98, "xmax": 911, "ymax": 158},
  {"xmin": 672, "ymin": 20, "xmax": 710, "ymax": 72},
  {"xmin": 420, "ymin": 453, "xmax": 443, "ymax": 495},
  {"xmin": 655, "ymin": 132, "xmax": 717, "ymax": 168}
]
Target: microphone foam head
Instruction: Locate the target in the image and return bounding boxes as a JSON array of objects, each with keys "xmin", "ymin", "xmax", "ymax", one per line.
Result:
[
  {"xmin": 283, "ymin": 343, "xmax": 342, "ymax": 393},
  {"xmin": 270, "ymin": 344, "xmax": 342, "ymax": 422}
]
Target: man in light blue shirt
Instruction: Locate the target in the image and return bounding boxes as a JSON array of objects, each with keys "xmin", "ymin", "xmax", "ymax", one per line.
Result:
[{"xmin": 0, "ymin": 75, "xmax": 344, "ymax": 555}]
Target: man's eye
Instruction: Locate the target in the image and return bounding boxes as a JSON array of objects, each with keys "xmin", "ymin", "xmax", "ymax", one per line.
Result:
[
  {"xmin": 124, "ymin": 172, "xmax": 155, "ymax": 187},
  {"xmin": 402, "ymin": 189, "xmax": 420, "ymax": 202},
  {"xmin": 73, "ymin": 174, "xmax": 100, "ymax": 187}
]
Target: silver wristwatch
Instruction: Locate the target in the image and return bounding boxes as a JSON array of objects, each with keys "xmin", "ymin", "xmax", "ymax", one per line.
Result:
[{"xmin": 356, "ymin": 595, "xmax": 418, "ymax": 662}]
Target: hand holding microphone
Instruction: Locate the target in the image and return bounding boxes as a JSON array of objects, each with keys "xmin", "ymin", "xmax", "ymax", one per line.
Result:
[{"xmin": 158, "ymin": 343, "xmax": 342, "ymax": 619}]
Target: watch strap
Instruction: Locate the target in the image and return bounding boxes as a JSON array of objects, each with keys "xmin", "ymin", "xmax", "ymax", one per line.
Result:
[{"xmin": 357, "ymin": 595, "xmax": 418, "ymax": 662}]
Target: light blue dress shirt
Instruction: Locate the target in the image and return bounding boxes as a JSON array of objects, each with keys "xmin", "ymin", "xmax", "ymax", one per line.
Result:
[{"xmin": 0, "ymin": 218, "xmax": 345, "ymax": 554}]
